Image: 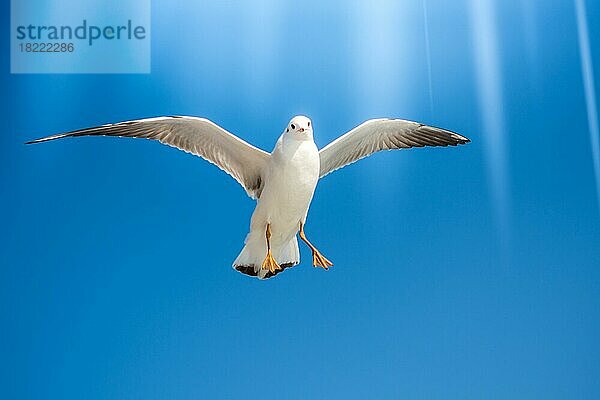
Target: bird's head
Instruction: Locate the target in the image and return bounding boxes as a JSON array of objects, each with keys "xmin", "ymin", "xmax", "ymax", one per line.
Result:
[{"xmin": 284, "ymin": 115, "xmax": 313, "ymax": 141}]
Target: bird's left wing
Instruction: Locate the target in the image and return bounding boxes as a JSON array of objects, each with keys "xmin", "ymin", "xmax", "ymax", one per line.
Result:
[
  {"xmin": 319, "ymin": 118, "xmax": 470, "ymax": 178},
  {"xmin": 26, "ymin": 116, "xmax": 270, "ymax": 199}
]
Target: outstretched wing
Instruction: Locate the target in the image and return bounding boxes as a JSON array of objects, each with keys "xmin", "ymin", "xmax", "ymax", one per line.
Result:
[
  {"xmin": 26, "ymin": 116, "xmax": 271, "ymax": 199},
  {"xmin": 319, "ymin": 118, "xmax": 470, "ymax": 178}
]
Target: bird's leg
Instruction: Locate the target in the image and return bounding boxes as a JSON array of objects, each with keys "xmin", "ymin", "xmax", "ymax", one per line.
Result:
[
  {"xmin": 299, "ymin": 222, "xmax": 333, "ymax": 270},
  {"xmin": 261, "ymin": 223, "xmax": 281, "ymax": 273}
]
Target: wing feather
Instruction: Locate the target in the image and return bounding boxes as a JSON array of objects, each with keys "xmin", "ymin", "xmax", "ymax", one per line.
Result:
[
  {"xmin": 319, "ymin": 118, "xmax": 470, "ymax": 178},
  {"xmin": 26, "ymin": 116, "xmax": 270, "ymax": 199}
]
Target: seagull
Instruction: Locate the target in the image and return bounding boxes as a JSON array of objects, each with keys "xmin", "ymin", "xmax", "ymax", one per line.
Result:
[{"xmin": 27, "ymin": 115, "xmax": 470, "ymax": 279}]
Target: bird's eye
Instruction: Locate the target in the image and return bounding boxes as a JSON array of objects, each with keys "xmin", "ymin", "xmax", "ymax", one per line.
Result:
[{"xmin": 291, "ymin": 124, "xmax": 295, "ymax": 129}]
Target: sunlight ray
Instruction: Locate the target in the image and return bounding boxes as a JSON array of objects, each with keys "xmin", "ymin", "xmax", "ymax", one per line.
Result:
[
  {"xmin": 422, "ymin": 0, "xmax": 434, "ymax": 117},
  {"xmin": 575, "ymin": 0, "xmax": 600, "ymax": 215},
  {"xmin": 469, "ymin": 0, "xmax": 511, "ymax": 251}
]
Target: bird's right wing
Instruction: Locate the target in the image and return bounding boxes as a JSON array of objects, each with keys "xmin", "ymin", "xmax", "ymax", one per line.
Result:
[{"xmin": 27, "ymin": 116, "xmax": 270, "ymax": 199}]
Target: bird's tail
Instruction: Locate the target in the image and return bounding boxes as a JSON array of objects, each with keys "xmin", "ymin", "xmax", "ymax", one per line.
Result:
[{"xmin": 233, "ymin": 234, "xmax": 299, "ymax": 279}]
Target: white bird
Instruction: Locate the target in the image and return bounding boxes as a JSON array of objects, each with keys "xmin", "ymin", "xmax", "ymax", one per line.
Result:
[{"xmin": 27, "ymin": 115, "xmax": 470, "ymax": 279}]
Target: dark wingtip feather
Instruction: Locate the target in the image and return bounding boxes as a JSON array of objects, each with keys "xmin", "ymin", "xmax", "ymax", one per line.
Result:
[
  {"xmin": 24, "ymin": 118, "xmax": 154, "ymax": 145},
  {"xmin": 417, "ymin": 124, "xmax": 471, "ymax": 145},
  {"xmin": 451, "ymin": 133, "xmax": 471, "ymax": 144},
  {"xmin": 26, "ymin": 132, "xmax": 78, "ymax": 144}
]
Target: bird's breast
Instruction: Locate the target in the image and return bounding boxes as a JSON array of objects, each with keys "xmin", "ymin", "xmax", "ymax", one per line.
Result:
[
  {"xmin": 274, "ymin": 140, "xmax": 319, "ymax": 184},
  {"xmin": 261, "ymin": 140, "xmax": 320, "ymax": 212}
]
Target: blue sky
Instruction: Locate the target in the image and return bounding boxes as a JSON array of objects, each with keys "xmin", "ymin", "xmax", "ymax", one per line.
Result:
[{"xmin": 1, "ymin": 1, "xmax": 600, "ymax": 399}]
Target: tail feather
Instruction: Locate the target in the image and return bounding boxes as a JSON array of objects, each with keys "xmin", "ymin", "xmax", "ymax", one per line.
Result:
[{"xmin": 233, "ymin": 235, "xmax": 300, "ymax": 279}]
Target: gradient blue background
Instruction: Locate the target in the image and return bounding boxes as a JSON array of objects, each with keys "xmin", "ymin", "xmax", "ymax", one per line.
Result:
[{"xmin": 2, "ymin": 1, "xmax": 600, "ymax": 399}]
